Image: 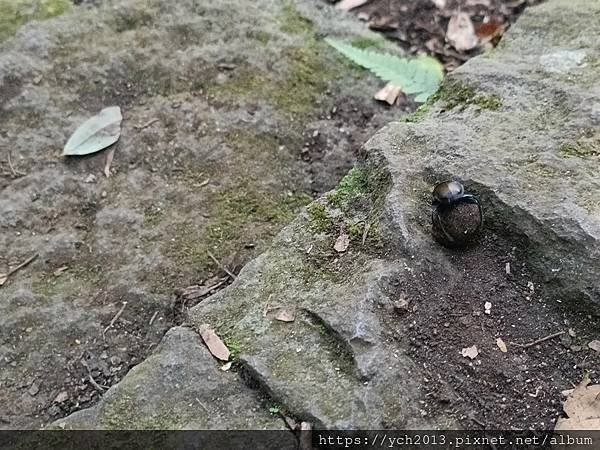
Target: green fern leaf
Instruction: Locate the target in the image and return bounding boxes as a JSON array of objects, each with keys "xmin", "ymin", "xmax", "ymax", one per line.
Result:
[{"xmin": 325, "ymin": 38, "xmax": 443, "ymax": 102}]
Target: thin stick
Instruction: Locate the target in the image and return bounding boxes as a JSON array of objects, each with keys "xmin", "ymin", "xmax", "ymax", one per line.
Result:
[
  {"xmin": 362, "ymin": 222, "xmax": 371, "ymax": 245},
  {"xmin": 80, "ymin": 358, "xmax": 108, "ymax": 392},
  {"xmin": 7, "ymin": 254, "xmax": 38, "ymax": 277},
  {"xmin": 6, "ymin": 151, "xmax": 25, "ymax": 177},
  {"xmin": 103, "ymin": 302, "xmax": 128, "ymax": 339},
  {"xmin": 1, "ymin": 254, "xmax": 38, "ymax": 286},
  {"xmin": 149, "ymin": 311, "xmax": 159, "ymax": 326},
  {"xmin": 207, "ymin": 250, "xmax": 236, "ymax": 279},
  {"xmin": 134, "ymin": 118, "xmax": 159, "ymax": 130},
  {"xmin": 195, "ymin": 397, "xmax": 209, "ymax": 413},
  {"xmin": 511, "ymin": 331, "xmax": 565, "ymax": 349}
]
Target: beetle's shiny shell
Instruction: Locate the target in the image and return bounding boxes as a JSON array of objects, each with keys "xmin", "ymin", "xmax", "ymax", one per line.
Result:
[{"xmin": 432, "ymin": 180, "xmax": 464, "ymax": 204}]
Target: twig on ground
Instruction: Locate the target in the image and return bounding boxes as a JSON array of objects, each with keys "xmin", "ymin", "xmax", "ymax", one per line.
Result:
[
  {"xmin": 80, "ymin": 358, "xmax": 109, "ymax": 392},
  {"xmin": 195, "ymin": 397, "xmax": 209, "ymax": 413},
  {"xmin": 134, "ymin": 118, "xmax": 159, "ymax": 130},
  {"xmin": 149, "ymin": 311, "xmax": 159, "ymax": 326},
  {"xmin": 102, "ymin": 302, "xmax": 128, "ymax": 339},
  {"xmin": 207, "ymin": 250, "xmax": 237, "ymax": 279},
  {"xmin": 0, "ymin": 254, "xmax": 38, "ymax": 286},
  {"xmin": 6, "ymin": 151, "xmax": 25, "ymax": 178},
  {"xmin": 510, "ymin": 331, "xmax": 565, "ymax": 349},
  {"xmin": 362, "ymin": 222, "xmax": 371, "ymax": 245}
]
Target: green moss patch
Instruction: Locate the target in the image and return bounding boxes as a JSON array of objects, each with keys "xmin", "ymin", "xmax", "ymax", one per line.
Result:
[
  {"xmin": 433, "ymin": 80, "xmax": 502, "ymax": 111},
  {"xmin": 278, "ymin": 3, "xmax": 313, "ymax": 35},
  {"xmin": 559, "ymin": 130, "xmax": 600, "ymax": 158},
  {"xmin": 0, "ymin": 0, "xmax": 71, "ymax": 43}
]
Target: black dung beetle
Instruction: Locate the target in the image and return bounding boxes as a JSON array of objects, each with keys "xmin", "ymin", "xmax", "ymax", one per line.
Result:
[{"xmin": 431, "ymin": 180, "xmax": 483, "ymax": 247}]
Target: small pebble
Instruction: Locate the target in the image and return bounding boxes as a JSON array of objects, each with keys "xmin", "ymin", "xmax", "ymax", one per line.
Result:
[{"xmin": 28, "ymin": 383, "xmax": 39, "ymax": 396}]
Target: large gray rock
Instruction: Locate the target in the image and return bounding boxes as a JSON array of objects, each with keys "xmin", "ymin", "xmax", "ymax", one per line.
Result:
[
  {"xmin": 0, "ymin": 0, "xmax": 400, "ymax": 428},
  {"xmin": 376, "ymin": 0, "xmax": 600, "ymax": 306},
  {"xmin": 55, "ymin": 327, "xmax": 293, "ymax": 432}
]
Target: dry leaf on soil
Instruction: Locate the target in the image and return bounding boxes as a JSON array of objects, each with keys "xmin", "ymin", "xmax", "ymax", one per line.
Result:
[
  {"xmin": 374, "ymin": 82, "xmax": 402, "ymax": 105},
  {"xmin": 475, "ymin": 22, "xmax": 505, "ymax": 44},
  {"xmin": 368, "ymin": 16, "xmax": 399, "ymax": 31},
  {"xmin": 334, "ymin": 232, "xmax": 350, "ymax": 252},
  {"xmin": 496, "ymin": 338, "xmax": 508, "ymax": 353},
  {"xmin": 588, "ymin": 340, "xmax": 600, "ymax": 352},
  {"xmin": 446, "ymin": 13, "xmax": 479, "ymax": 51},
  {"xmin": 555, "ymin": 378, "xmax": 600, "ymax": 430},
  {"xmin": 275, "ymin": 309, "xmax": 295, "ymax": 322},
  {"xmin": 335, "ymin": 0, "xmax": 369, "ymax": 11},
  {"xmin": 461, "ymin": 345, "xmax": 479, "ymax": 359},
  {"xmin": 198, "ymin": 324, "xmax": 230, "ymax": 361}
]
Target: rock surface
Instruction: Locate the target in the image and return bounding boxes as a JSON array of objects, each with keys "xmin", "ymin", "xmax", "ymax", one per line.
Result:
[
  {"xmin": 55, "ymin": 327, "xmax": 293, "ymax": 432},
  {"xmin": 0, "ymin": 0, "xmax": 400, "ymax": 428}
]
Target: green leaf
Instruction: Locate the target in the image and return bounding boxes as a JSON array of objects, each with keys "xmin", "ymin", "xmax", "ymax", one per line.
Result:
[
  {"xmin": 63, "ymin": 106, "xmax": 122, "ymax": 156},
  {"xmin": 325, "ymin": 38, "xmax": 443, "ymax": 102}
]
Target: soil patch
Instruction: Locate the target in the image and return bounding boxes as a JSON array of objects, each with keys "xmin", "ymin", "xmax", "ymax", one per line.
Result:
[{"xmin": 382, "ymin": 231, "xmax": 599, "ymax": 429}]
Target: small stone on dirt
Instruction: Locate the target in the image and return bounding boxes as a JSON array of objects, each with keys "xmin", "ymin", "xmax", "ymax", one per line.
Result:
[
  {"xmin": 588, "ymin": 340, "xmax": 600, "ymax": 352},
  {"xmin": 461, "ymin": 345, "xmax": 479, "ymax": 359},
  {"xmin": 275, "ymin": 309, "xmax": 295, "ymax": 322},
  {"xmin": 54, "ymin": 391, "xmax": 69, "ymax": 404},
  {"xmin": 28, "ymin": 383, "xmax": 39, "ymax": 396}
]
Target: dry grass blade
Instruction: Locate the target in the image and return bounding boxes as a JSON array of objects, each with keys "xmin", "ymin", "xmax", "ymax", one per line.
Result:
[
  {"xmin": 102, "ymin": 302, "xmax": 128, "ymax": 339},
  {"xmin": 207, "ymin": 251, "xmax": 237, "ymax": 279}
]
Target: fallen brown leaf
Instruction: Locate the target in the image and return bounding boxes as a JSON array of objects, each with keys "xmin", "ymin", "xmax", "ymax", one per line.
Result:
[
  {"xmin": 335, "ymin": 0, "xmax": 369, "ymax": 11},
  {"xmin": 461, "ymin": 345, "xmax": 479, "ymax": 359},
  {"xmin": 496, "ymin": 338, "xmax": 508, "ymax": 353},
  {"xmin": 275, "ymin": 309, "xmax": 295, "ymax": 322},
  {"xmin": 374, "ymin": 82, "xmax": 402, "ymax": 105},
  {"xmin": 446, "ymin": 13, "xmax": 479, "ymax": 51},
  {"xmin": 198, "ymin": 324, "xmax": 230, "ymax": 361},
  {"xmin": 475, "ymin": 21, "xmax": 505, "ymax": 43},
  {"xmin": 555, "ymin": 378, "xmax": 600, "ymax": 430},
  {"xmin": 369, "ymin": 16, "xmax": 399, "ymax": 31},
  {"xmin": 334, "ymin": 232, "xmax": 350, "ymax": 252}
]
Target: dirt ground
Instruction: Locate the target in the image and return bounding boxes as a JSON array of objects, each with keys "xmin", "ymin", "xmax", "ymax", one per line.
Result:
[
  {"xmin": 344, "ymin": 0, "xmax": 545, "ymax": 71},
  {"xmin": 383, "ymin": 230, "xmax": 599, "ymax": 430}
]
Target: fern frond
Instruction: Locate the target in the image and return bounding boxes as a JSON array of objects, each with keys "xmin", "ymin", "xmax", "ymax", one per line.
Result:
[{"xmin": 325, "ymin": 38, "xmax": 443, "ymax": 102}]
